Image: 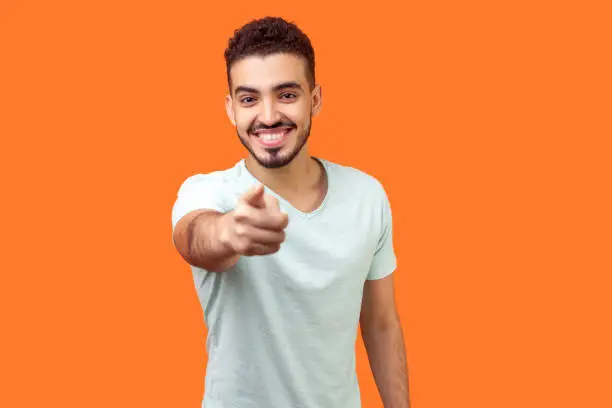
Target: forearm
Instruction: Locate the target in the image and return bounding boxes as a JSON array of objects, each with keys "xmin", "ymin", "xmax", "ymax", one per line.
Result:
[
  {"xmin": 185, "ymin": 211, "xmax": 240, "ymax": 272},
  {"xmin": 362, "ymin": 321, "xmax": 411, "ymax": 408}
]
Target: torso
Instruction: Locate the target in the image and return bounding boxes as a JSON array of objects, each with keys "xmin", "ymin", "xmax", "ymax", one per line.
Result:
[{"xmin": 172, "ymin": 157, "xmax": 397, "ymax": 408}]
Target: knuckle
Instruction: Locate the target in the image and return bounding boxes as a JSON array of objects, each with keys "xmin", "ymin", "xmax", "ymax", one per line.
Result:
[
  {"xmin": 234, "ymin": 223, "xmax": 246, "ymax": 237},
  {"xmin": 235, "ymin": 240, "xmax": 250, "ymax": 254},
  {"xmin": 277, "ymin": 214, "xmax": 288, "ymax": 228},
  {"xmin": 233, "ymin": 206, "xmax": 248, "ymax": 221}
]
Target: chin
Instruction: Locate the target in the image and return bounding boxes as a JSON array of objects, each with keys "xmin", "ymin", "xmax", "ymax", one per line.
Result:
[{"xmin": 254, "ymin": 150, "xmax": 295, "ymax": 169}]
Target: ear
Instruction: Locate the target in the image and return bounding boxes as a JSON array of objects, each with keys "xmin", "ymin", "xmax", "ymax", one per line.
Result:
[
  {"xmin": 311, "ymin": 84, "xmax": 322, "ymax": 116},
  {"xmin": 225, "ymin": 94, "xmax": 236, "ymax": 126}
]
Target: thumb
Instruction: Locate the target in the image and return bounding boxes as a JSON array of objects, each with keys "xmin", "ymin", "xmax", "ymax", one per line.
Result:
[
  {"xmin": 243, "ymin": 183, "xmax": 266, "ymax": 208},
  {"xmin": 263, "ymin": 193, "xmax": 281, "ymax": 213},
  {"xmin": 263, "ymin": 194, "xmax": 289, "ymax": 227}
]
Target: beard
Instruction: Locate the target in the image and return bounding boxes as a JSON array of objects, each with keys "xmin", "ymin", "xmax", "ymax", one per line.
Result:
[{"xmin": 236, "ymin": 116, "xmax": 312, "ymax": 169}]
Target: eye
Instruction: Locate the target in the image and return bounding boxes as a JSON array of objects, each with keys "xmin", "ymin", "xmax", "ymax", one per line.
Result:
[
  {"xmin": 240, "ymin": 96, "xmax": 256, "ymax": 104},
  {"xmin": 280, "ymin": 93, "xmax": 297, "ymax": 100}
]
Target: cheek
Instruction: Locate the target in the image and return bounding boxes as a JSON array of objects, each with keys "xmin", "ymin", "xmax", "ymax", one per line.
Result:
[
  {"xmin": 283, "ymin": 105, "xmax": 310, "ymax": 126},
  {"xmin": 234, "ymin": 110, "xmax": 254, "ymax": 131}
]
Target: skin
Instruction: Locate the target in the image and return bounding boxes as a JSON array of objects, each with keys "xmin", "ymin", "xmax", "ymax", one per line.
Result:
[
  {"xmin": 224, "ymin": 53, "xmax": 324, "ymax": 208},
  {"xmin": 361, "ymin": 274, "xmax": 412, "ymax": 408},
  {"xmin": 222, "ymin": 52, "xmax": 411, "ymax": 407}
]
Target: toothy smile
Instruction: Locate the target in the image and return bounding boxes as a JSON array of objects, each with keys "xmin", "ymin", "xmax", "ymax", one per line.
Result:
[{"xmin": 252, "ymin": 127, "xmax": 294, "ymax": 148}]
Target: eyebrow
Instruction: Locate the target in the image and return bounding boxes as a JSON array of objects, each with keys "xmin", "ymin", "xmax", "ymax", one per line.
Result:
[{"xmin": 234, "ymin": 81, "xmax": 303, "ymax": 95}]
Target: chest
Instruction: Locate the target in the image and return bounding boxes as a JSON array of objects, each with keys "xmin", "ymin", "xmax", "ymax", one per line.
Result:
[{"xmin": 243, "ymin": 206, "xmax": 380, "ymax": 294}]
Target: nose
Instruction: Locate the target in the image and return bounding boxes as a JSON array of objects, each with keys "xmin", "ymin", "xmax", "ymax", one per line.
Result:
[{"xmin": 259, "ymin": 98, "xmax": 280, "ymax": 126}]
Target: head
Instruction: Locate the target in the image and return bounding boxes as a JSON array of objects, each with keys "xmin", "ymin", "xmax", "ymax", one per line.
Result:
[{"xmin": 224, "ymin": 17, "xmax": 322, "ymax": 169}]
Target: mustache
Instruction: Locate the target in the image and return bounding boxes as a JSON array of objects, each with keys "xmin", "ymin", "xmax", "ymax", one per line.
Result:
[{"xmin": 248, "ymin": 121, "xmax": 296, "ymax": 134}]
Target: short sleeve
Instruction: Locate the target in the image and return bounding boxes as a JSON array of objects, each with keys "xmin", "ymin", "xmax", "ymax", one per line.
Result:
[
  {"xmin": 366, "ymin": 184, "xmax": 397, "ymax": 280},
  {"xmin": 171, "ymin": 174, "xmax": 227, "ymax": 232}
]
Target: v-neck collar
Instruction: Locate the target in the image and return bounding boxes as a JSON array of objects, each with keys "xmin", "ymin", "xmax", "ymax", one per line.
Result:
[{"xmin": 238, "ymin": 157, "xmax": 332, "ymax": 219}]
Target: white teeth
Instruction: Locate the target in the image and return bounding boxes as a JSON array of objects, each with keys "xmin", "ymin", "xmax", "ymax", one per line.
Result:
[{"xmin": 261, "ymin": 133, "xmax": 283, "ymax": 141}]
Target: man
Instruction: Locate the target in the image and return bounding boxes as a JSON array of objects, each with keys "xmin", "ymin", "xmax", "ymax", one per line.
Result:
[{"xmin": 172, "ymin": 16, "xmax": 411, "ymax": 408}]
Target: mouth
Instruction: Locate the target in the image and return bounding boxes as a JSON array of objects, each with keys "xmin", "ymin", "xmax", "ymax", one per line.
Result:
[{"xmin": 251, "ymin": 127, "xmax": 294, "ymax": 149}]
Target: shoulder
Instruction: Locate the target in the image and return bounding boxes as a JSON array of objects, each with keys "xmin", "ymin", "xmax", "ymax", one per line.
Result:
[
  {"xmin": 176, "ymin": 161, "xmax": 243, "ymax": 196},
  {"xmin": 323, "ymin": 158, "xmax": 388, "ymax": 199},
  {"xmin": 171, "ymin": 162, "xmax": 245, "ymax": 226}
]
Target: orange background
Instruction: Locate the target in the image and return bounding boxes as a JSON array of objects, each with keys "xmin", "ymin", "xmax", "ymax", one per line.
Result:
[{"xmin": 1, "ymin": 1, "xmax": 611, "ymax": 407}]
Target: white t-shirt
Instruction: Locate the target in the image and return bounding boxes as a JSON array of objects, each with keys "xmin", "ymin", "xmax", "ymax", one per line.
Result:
[{"xmin": 171, "ymin": 157, "xmax": 397, "ymax": 408}]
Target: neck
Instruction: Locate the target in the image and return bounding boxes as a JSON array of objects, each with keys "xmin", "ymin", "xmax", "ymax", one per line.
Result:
[{"xmin": 244, "ymin": 149, "xmax": 322, "ymax": 194}]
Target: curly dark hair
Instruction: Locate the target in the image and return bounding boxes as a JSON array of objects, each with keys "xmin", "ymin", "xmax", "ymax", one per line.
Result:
[{"xmin": 224, "ymin": 16, "xmax": 316, "ymax": 91}]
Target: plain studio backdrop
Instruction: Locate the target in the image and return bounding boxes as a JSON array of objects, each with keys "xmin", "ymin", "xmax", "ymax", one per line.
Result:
[{"xmin": 0, "ymin": 1, "xmax": 610, "ymax": 407}]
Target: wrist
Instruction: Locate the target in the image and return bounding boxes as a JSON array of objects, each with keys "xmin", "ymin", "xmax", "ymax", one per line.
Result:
[{"xmin": 215, "ymin": 212, "xmax": 237, "ymax": 256}]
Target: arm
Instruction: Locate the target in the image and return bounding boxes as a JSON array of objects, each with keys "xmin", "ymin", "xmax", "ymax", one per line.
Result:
[
  {"xmin": 360, "ymin": 273, "xmax": 411, "ymax": 408},
  {"xmin": 172, "ymin": 183, "xmax": 287, "ymax": 272},
  {"xmin": 172, "ymin": 209, "xmax": 240, "ymax": 273}
]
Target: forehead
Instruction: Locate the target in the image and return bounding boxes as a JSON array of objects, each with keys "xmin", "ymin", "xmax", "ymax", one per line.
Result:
[{"xmin": 230, "ymin": 53, "xmax": 309, "ymax": 92}]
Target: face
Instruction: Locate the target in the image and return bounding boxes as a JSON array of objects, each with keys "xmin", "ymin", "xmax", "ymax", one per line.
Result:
[{"xmin": 225, "ymin": 53, "xmax": 322, "ymax": 169}]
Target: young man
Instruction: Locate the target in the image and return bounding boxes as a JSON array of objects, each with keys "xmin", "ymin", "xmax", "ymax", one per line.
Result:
[{"xmin": 172, "ymin": 16, "xmax": 411, "ymax": 408}]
